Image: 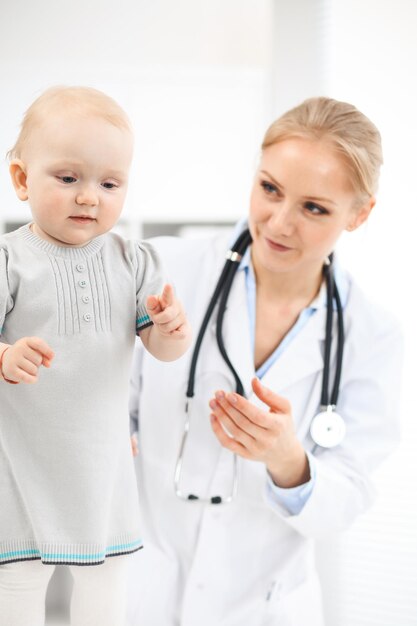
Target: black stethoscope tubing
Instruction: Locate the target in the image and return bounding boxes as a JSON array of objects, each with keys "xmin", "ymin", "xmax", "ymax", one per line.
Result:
[
  {"xmin": 186, "ymin": 228, "xmax": 252, "ymax": 399},
  {"xmin": 321, "ymin": 253, "xmax": 344, "ymax": 407}
]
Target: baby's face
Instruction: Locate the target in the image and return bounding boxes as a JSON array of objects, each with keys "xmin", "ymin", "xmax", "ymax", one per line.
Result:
[{"xmin": 14, "ymin": 113, "xmax": 133, "ymax": 247}]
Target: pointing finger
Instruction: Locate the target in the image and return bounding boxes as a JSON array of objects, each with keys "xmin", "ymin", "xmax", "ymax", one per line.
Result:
[{"xmin": 159, "ymin": 284, "xmax": 174, "ymax": 310}]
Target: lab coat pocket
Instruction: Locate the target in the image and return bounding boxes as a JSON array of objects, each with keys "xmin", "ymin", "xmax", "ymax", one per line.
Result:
[{"xmin": 262, "ymin": 572, "xmax": 324, "ymax": 626}]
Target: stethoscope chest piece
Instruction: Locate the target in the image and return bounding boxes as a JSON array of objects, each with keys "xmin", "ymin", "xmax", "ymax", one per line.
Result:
[{"xmin": 310, "ymin": 406, "xmax": 346, "ymax": 448}]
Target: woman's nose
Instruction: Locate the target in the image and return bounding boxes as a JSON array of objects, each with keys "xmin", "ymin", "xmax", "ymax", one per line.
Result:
[
  {"xmin": 75, "ymin": 185, "xmax": 99, "ymax": 207},
  {"xmin": 269, "ymin": 203, "xmax": 295, "ymax": 235}
]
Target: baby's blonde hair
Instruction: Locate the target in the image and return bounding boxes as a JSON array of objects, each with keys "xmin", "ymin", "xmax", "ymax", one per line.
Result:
[
  {"xmin": 262, "ymin": 97, "xmax": 383, "ymax": 201},
  {"xmin": 8, "ymin": 85, "xmax": 132, "ymax": 160}
]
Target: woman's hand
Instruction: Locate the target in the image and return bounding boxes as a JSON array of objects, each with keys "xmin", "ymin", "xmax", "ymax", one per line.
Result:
[
  {"xmin": 130, "ymin": 434, "xmax": 139, "ymax": 457},
  {"xmin": 209, "ymin": 377, "xmax": 310, "ymax": 488}
]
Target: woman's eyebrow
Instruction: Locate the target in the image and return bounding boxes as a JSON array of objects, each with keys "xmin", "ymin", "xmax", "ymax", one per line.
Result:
[
  {"xmin": 259, "ymin": 169, "xmax": 284, "ymax": 189},
  {"xmin": 260, "ymin": 169, "xmax": 336, "ymax": 206},
  {"xmin": 303, "ymin": 194, "xmax": 336, "ymax": 206}
]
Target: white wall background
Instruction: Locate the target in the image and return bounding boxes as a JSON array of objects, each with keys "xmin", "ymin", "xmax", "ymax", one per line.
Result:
[
  {"xmin": 317, "ymin": 2, "xmax": 417, "ymax": 624},
  {"xmin": 0, "ymin": 1, "xmax": 416, "ymax": 624},
  {"xmin": 0, "ymin": 0, "xmax": 272, "ymax": 229}
]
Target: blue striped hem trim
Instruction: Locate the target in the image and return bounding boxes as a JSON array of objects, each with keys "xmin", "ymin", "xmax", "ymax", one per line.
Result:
[
  {"xmin": 1, "ymin": 549, "xmax": 40, "ymax": 559},
  {"xmin": 0, "ymin": 539, "xmax": 142, "ymax": 562}
]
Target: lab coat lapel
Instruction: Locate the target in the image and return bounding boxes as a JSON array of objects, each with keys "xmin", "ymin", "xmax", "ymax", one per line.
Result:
[
  {"xmin": 210, "ymin": 264, "xmax": 328, "ymax": 402},
  {"xmin": 252, "ymin": 307, "xmax": 327, "ymax": 398}
]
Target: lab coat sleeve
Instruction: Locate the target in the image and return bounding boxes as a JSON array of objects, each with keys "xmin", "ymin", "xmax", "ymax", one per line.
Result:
[
  {"xmin": 266, "ymin": 452, "xmax": 317, "ymax": 515},
  {"xmin": 129, "ymin": 339, "xmax": 145, "ymax": 434},
  {"xmin": 266, "ymin": 316, "xmax": 403, "ymax": 539}
]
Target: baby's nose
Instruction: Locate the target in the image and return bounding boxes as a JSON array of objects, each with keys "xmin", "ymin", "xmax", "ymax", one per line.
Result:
[{"xmin": 76, "ymin": 185, "xmax": 99, "ymax": 206}]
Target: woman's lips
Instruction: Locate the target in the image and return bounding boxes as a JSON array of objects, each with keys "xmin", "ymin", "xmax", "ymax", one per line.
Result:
[{"xmin": 265, "ymin": 237, "xmax": 292, "ymax": 252}]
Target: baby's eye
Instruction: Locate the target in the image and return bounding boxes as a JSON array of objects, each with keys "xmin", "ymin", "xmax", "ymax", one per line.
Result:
[
  {"xmin": 304, "ymin": 201, "xmax": 329, "ymax": 216},
  {"xmin": 102, "ymin": 181, "xmax": 118, "ymax": 189},
  {"xmin": 59, "ymin": 176, "xmax": 77, "ymax": 184},
  {"xmin": 260, "ymin": 180, "xmax": 279, "ymax": 195}
]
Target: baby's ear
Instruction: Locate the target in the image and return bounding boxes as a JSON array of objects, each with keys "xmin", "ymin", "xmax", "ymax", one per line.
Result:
[{"xmin": 9, "ymin": 159, "xmax": 29, "ymax": 201}]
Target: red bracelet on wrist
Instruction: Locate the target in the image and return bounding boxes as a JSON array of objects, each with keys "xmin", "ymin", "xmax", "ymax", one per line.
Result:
[{"xmin": 0, "ymin": 347, "xmax": 19, "ymax": 384}]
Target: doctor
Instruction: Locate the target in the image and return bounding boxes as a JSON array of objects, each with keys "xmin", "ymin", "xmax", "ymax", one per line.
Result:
[{"xmin": 127, "ymin": 97, "xmax": 402, "ymax": 626}]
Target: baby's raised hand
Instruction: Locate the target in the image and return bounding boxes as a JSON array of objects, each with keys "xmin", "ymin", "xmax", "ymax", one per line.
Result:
[
  {"xmin": 146, "ymin": 284, "xmax": 189, "ymax": 340},
  {"xmin": 0, "ymin": 337, "xmax": 55, "ymax": 384}
]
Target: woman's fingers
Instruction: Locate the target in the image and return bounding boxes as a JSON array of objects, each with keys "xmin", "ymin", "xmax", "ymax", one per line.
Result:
[
  {"xmin": 209, "ymin": 395, "xmax": 278, "ymax": 458},
  {"xmin": 208, "ymin": 382, "xmax": 294, "ymax": 459},
  {"xmin": 213, "ymin": 389, "xmax": 273, "ymax": 429},
  {"xmin": 131, "ymin": 434, "xmax": 139, "ymax": 457},
  {"xmin": 210, "ymin": 394, "xmax": 263, "ymax": 438},
  {"xmin": 210, "ymin": 383, "xmax": 298, "ymax": 469},
  {"xmin": 209, "ymin": 397, "xmax": 257, "ymax": 443},
  {"xmin": 251, "ymin": 377, "xmax": 291, "ymax": 414},
  {"xmin": 210, "ymin": 413, "xmax": 251, "ymax": 458}
]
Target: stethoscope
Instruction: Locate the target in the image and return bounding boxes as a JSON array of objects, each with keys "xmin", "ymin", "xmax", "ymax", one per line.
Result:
[{"xmin": 174, "ymin": 228, "xmax": 345, "ymax": 505}]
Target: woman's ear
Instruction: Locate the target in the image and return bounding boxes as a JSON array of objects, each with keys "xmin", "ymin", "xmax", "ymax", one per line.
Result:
[
  {"xmin": 346, "ymin": 196, "xmax": 376, "ymax": 232},
  {"xmin": 9, "ymin": 159, "xmax": 29, "ymax": 201}
]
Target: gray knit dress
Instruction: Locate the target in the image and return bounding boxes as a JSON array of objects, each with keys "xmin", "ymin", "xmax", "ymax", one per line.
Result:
[{"xmin": 0, "ymin": 224, "xmax": 164, "ymax": 566}]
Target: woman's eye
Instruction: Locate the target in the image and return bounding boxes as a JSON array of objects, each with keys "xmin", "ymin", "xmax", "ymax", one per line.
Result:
[
  {"xmin": 304, "ymin": 201, "xmax": 329, "ymax": 216},
  {"xmin": 59, "ymin": 176, "xmax": 77, "ymax": 184},
  {"xmin": 102, "ymin": 182, "xmax": 117, "ymax": 189},
  {"xmin": 260, "ymin": 181, "xmax": 278, "ymax": 195}
]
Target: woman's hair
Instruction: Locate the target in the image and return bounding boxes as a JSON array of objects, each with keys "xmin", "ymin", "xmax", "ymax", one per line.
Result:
[
  {"xmin": 7, "ymin": 85, "xmax": 132, "ymax": 160},
  {"xmin": 262, "ymin": 97, "xmax": 382, "ymax": 200}
]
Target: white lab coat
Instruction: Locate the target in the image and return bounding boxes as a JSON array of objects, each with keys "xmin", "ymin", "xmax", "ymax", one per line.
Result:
[{"xmin": 126, "ymin": 232, "xmax": 402, "ymax": 626}]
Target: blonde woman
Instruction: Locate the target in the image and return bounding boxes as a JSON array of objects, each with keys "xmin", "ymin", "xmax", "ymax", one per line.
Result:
[{"xmin": 127, "ymin": 98, "xmax": 403, "ymax": 626}]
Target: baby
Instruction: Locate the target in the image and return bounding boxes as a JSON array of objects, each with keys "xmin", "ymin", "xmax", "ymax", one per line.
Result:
[{"xmin": 0, "ymin": 86, "xmax": 191, "ymax": 626}]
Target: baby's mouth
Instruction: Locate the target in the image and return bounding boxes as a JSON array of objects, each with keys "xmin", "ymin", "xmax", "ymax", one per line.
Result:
[{"xmin": 69, "ymin": 216, "xmax": 96, "ymax": 223}]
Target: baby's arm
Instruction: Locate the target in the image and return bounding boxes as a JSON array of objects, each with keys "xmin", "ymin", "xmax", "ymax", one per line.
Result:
[
  {"xmin": 0, "ymin": 338, "xmax": 55, "ymax": 384},
  {"xmin": 139, "ymin": 284, "xmax": 191, "ymax": 361}
]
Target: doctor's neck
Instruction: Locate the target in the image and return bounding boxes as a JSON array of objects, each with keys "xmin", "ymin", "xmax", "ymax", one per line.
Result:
[{"xmin": 251, "ymin": 253, "xmax": 324, "ymax": 306}]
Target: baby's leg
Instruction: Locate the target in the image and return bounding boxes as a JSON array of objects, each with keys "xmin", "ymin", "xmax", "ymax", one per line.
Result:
[
  {"xmin": 0, "ymin": 560, "xmax": 55, "ymax": 626},
  {"xmin": 69, "ymin": 555, "xmax": 129, "ymax": 626}
]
